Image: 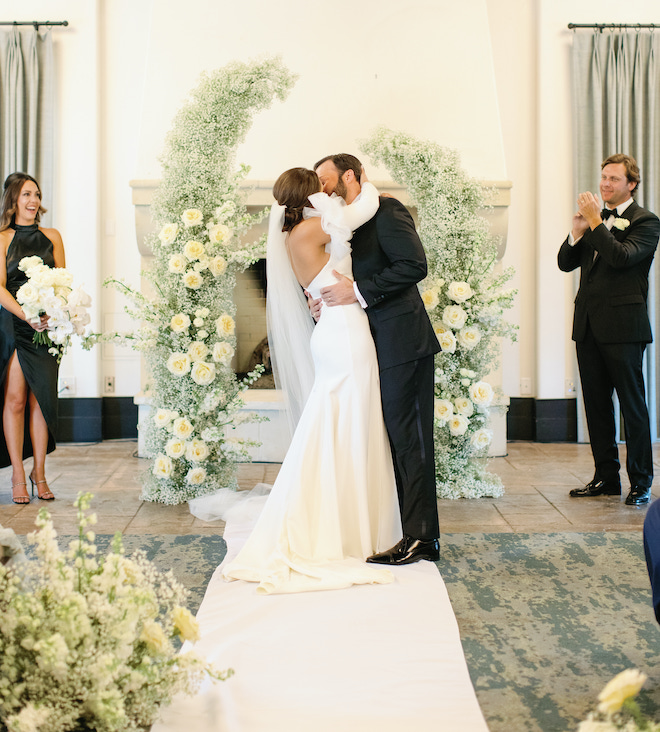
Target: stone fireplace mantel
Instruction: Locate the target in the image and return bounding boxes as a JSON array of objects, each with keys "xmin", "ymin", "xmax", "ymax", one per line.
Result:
[{"xmin": 129, "ymin": 178, "xmax": 512, "ymax": 258}]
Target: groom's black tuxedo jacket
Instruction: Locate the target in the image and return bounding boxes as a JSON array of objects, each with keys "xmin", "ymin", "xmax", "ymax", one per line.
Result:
[
  {"xmin": 558, "ymin": 200, "xmax": 660, "ymax": 344},
  {"xmin": 351, "ymin": 197, "xmax": 440, "ymax": 369}
]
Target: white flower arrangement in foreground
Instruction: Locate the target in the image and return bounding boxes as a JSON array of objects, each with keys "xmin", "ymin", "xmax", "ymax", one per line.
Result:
[
  {"xmin": 0, "ymin": 494, "xmax": 231, "ymax": 732},
  {"xmin": 578, "ymin": 669, "xmax": 659, "ymax": 731},
  {"xmin": 362, "ymin": 128, "xmax": 517, "ymax": 498},
  {"xmin": 15, "ymin": 256, "xmax": 92, "ymax": 363},
  {"xmin": 103, "ymin": 58, "xmax": 296, "ymax": 504}
]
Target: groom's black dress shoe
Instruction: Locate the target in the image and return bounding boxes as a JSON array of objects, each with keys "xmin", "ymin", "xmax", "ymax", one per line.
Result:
[
  {"xmin": 366, "ymin": 535, "xmax": 440, "ymax": 565},
  {"xmin": 569, "ymin": 478, "xmax": 621, "ymax": 498},
  {"xmin": 625, "ymin": 485, "xmax": 652, "ymax": 506}
]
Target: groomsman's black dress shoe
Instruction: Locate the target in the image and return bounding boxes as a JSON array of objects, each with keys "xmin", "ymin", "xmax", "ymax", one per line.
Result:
[
  {"xmin": 625, "ymin": 485, "xmax": 652, "ymax": 506},
  {"xmin": 569, "ymin": 478, "xmax": 621, "ymax": 497},
  {"xmin": 366, "ymin": 535, "xmax": 440, "ymax": 565}
]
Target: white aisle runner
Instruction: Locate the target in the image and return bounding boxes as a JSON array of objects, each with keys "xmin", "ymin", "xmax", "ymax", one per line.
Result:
[{"xmin": 152, "ymin": 513, "xmax": 489, "ymax": 732}]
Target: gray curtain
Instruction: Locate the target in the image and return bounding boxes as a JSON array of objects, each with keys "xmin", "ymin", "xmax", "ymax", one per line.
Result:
[
  {"xmin": 0, "ymin": 27, "xmax": 54, "ymax": 225},
  {"xmin": 572, "ymin": 30, "xmax": 660, "ymax": 442}
]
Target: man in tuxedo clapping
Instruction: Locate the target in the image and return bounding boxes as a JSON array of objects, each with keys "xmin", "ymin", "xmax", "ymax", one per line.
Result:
[{"xmin": 558, "ymin": 154, "xmax": 660, "ymax": 506}]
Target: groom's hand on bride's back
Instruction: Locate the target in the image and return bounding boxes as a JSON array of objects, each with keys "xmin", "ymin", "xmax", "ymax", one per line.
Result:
[
  {"xmin": 320, "ymin": 272, "xmax": 358, "ymax": 308},
  {"xmin": 305, "ymin": 291, "xmax": 323, "ymax": 322}
]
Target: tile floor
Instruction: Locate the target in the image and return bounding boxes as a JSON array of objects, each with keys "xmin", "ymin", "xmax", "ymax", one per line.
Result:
[{"xmin": 0, "ymin": 439, "xmax": 656, "ymax": 536}]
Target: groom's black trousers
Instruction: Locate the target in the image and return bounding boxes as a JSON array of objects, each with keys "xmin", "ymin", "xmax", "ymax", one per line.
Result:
[{"xmin": 379, "ymin": 354, "xmax": 439, "ymax": 541}]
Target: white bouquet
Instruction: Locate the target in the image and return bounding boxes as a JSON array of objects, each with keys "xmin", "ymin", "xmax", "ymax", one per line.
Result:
[
  {"xmin": 15, "ymin": 256, "xmax": 92, "ymax": 362},
  {"xmin": 0, "ymin": 493, "xmax": 231, "ymax": 732}
]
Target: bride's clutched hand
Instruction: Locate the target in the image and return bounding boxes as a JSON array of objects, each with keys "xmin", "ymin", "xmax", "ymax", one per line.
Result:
[
  {"xmin": 304, "ymin": 290, "xmax": 323, "ymax": 323},
  {"xmin": 360, "ymin": 166, "xmax": 369, "ymax": 184}
]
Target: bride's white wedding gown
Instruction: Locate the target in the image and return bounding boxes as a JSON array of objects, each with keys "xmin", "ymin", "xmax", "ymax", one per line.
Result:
[{"xmin": 195, "ymin": 186, "xmax": 402, "ymax": 594}]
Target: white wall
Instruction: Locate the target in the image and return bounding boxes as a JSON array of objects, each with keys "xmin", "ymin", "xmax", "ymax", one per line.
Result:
[{"xmin": 13, "ymin": 0, "xmax": 660, "ymax": 409}]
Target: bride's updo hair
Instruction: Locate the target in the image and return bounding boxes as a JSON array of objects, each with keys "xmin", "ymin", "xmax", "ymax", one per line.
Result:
[{"xmin": 273, "ymin": 168, "xmax": 321, "ymax": 232}]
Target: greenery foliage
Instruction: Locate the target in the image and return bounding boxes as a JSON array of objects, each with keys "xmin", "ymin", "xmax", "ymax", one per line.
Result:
[
  {"xmin": 107, "ymin": 58, "xmax": 296, "ymax": 504},
  {"xmin": 362, "ymin": 128, "xmax": 516, "ymax": 498}
]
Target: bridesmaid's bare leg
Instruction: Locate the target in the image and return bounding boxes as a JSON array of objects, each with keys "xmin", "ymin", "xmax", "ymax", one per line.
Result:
[
  {"xmin": 3, "ymin": 351, "xmax": 29, "ymax": 502},
  {"xmin": 28, "ymin": 392, "xmax": 53, "ymax": 499}
]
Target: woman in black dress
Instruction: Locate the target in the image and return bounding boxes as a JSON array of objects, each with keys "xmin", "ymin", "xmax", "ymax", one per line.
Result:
[{"xmin": 0, "ymin": 173, "xmax": 65, "ymax": 503}]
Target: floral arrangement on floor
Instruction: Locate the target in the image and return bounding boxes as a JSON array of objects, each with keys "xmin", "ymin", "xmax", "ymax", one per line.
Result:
[
  {"xmin": 0, "ymin": 494, "xmax": 231, "ymax": 732},
  {"xmin": 362, "ymin": 128, "xmax": 516, "ymax": 498},
  {"xmin": 105, "ymin": 58, "xmax": 296, "ymax": 504},
  {"xmin": 578, "ymin": 669, "xmax": 659, "ymax": 731},
  {"xmin": 15, "ymin": 255, "xmax": 92, "ymax": 363}
]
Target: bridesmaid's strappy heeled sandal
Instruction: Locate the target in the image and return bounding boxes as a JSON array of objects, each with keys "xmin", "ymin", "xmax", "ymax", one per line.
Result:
[
  {"xmin": 11, "ymin": 481, "xmax": 30, "ymax": 504},
  {"xmin": 29, "ymin": 474, "xmax": 54, "ymax": 501}
]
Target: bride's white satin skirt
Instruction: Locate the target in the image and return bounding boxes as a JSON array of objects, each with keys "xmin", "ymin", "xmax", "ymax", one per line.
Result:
[{"xmin": 194, "ymin": 301, "xmax": 403, "ymax": 595}]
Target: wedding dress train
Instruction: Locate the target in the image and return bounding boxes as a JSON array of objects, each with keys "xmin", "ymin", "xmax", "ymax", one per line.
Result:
[{"xmin": 191, "ymin": 186, "xmax": 402, "ymax": 594}]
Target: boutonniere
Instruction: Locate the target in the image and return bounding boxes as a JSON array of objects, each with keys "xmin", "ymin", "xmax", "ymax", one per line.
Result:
[{"xmin": 613, "ymin": 218, "xmax": 630, "ymax": 230}]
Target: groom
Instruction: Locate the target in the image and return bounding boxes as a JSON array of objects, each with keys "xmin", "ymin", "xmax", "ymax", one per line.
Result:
[{"xmin": 312, "ymin": 153, "xmax": 441, "ymax": 564}]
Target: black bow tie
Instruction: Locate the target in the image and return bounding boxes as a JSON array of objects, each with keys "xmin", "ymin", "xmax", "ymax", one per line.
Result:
[{"xmin": 601, "ymin": 208, "xmax": 617, "ymax": 219}]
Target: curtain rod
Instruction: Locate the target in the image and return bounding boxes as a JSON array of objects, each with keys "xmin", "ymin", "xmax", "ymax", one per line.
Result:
[
  {"xmin": 568, "ymin": 23, "xmax": 657, "ymax": 30},
  {"xmin": 0, "ymin": 21, "xmax": 68, "ymax": 30}
]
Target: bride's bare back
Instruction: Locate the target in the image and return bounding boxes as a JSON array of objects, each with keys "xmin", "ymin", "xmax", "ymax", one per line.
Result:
[{"xmin": 286, "ymin": 217, "xmax": 331, "ymax": 288}]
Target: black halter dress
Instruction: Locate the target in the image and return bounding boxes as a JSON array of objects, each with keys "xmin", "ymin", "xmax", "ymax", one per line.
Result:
[{"xmin": 0, "ymin": 223, "xmax": 58, "ymax": 466}]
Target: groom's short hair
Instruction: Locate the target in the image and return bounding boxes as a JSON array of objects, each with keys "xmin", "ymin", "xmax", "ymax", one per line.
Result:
[{"xmin": 314, "ymin": 153, "xmax": 362, "ymax": 181}]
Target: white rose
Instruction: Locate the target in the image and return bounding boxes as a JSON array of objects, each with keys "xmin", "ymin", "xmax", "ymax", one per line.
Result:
[
  {"xmin": 420, "ymin": 288, "xmax": 439, "ymax": 310},
  {"xmin": 183, "ymin": 270, "xmax": 204, "ymax": 290},
  {"xmin": 433, "ymin": 322, "xmax": 448, "ymax": 336},
  {"xmin": 458, "ymin": 326, "xmax": 482, "ymax": 350},
  {"xmin": 212, "ymin": 341, "xmax": 235, "ymax": 366},
  {"xmin": 196, "ymin": 307, "xmax": 210, "ymax": 318},
  {"xmin": 449, "ymin": 414, "xmax": 470, "ymax": 436},
  {"xmin": 152, "ymin": 454, "xmax": 173, "ymax": 478},
  {"xmin": 158, "ymin": 223, "xmax": 179, "ymax": 245},
  {"xmin": 208, "ymin": 223, "xmax": 231, "ymax": 245},
  {"xmin": 168, "ymin": 254, "xmax": 187, "ymax": 274},
  {"xmin": 188, "ymin": 341, "xmax": 209, "ymax": 362},
  {"xmin": 447, "ymin": 281, "xmax": 473, "ymax": 303},
  {"xmin": 469, "ymin": 381, "xmax": 494, "ymax": 407},
  {"xmin": 186, "ymin": 467, "xmax": 207, "ymax": 485},
  {"xmin": 166, "ymin": 352, "xmax": 191, "ymax": 376},
  {"xmin": 67, "ymin": 285, "xmax": 92, "ymax": 308},
  {"xmin": 197, "ymin": 329, "xmax": 209, "ymax": 340},
  {"xmin": 612, "ymin": 218, "xmax": 630, "ymax": 231},
  {"xmin": 185, "ymin": 439, "xmax": 210, "ymax": 462},
  {"xmin": 165, "ymin": 438, "xmax": 186, "ymax": 459},
  {"xmin": 191, "ymin": 361, "xmax": 216, "ymax": 386},
  {"xmin": 597, "ymin": 669, "xmax": 647, "ymax": 714},
  {"xmin": 434, "ymin": 399, "xmax": 454, "ymax": 423},
  {"xmin": 183, "ymin": 240, "xmax": 205, "ymax": 261},
  {"xmin": 18, "ymin": 255, "xmax": 44, "ymax": 273},
  {"xmin": 216, "ymin": 313, "xmax": 235, "ymax": 337},
  {"xmin": 170, "ymin": 313, "xmax": 191, "ymax": 333},
  {"xmin": 443, "ymin": 305, "xmax": 468, "ymax": 330},
  {"xmin": 193, "ymin": 317, "xmax": 204, "ymax": 327},
  {"xmin": 470, "ymin": 428, "xmax": 492, "ymax": 449},
  {"xmin": 153, "ymin": 409, "xmax": 174, "ymax": 428},
  {"xmin": 172, "ymin": 417, "xmax": 194, "ymax": 440},
  {"xmin": 209, "ymin": 255, "xmax": 228, "ymax": 277},
  {"xmin": 454, "ymin": 397, "xmax": 474, "ymax": 416},
  {"xmin": 438, "ymin": 330, "xmax": 457, "ymax": 354},
  {"xmin": 181, "ymin": 208, "xmax": 204, "ymax": 228}
]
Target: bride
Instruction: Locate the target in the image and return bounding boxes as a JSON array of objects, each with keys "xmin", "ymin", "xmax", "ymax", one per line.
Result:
[{"xmin": 192, "ymin": 167, "xmax": 401, "ymax": 594}]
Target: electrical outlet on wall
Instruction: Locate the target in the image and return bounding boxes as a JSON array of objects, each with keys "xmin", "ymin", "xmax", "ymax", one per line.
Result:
[
  {"xmin": 104, "ymin": 376, "xmax": 115, "ymax": 394},
  {"xmin": 520, "ymin": 377, "xmax": 532, "ymax": 396}
]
